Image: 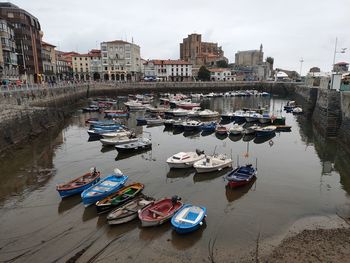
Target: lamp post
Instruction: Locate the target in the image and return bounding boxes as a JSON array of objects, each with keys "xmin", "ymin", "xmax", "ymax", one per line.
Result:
[
  {"xmin": 299, "ymin": 58, "xmax": 304, "ymax": 78},
  {"xmin": 331, "ymin": 37, "xmax": 347, "ymax": 90}
]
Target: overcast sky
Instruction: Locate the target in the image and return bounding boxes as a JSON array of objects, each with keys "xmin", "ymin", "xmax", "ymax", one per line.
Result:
[{"xmin": 11, "ymin": 0, "xmax": 350, "ymax": 75}]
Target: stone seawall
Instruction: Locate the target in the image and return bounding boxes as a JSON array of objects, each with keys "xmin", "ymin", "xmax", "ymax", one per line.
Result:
[{"xmin": 339, "ymin": 92, "xmax": 350, "ymax": 149}]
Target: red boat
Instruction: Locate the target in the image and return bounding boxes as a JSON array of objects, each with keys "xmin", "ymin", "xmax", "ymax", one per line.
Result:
[
  {"xmin": 56, "ymin": 169, "xmax": 101, "ymax": 198},
  {"xmin": 215, "ymin": 125, "xmax": 228, "ymax": 135},
  {"xmin": 138, "ymin": 196, "xmax": 183, "ymax": 227}
]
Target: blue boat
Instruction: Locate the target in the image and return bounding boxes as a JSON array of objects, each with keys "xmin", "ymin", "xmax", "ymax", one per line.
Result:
[
  {"xmin": 87, "ymin": 127, "xmax": 124, "ymax": 137},
  {"xmin": 225, "ymin": 164, "xmax": 257, "ymax": 188},
  {"xmin": 136, "ymin": 117, "xmax": 147, "ymax": 126},
  {"xmin": 171, "ymin": 204, "xmax": 207, "ymax": 234},
  {"xmin": 89, "ymin": 124, "xmax": 122, "ymax": 130},
  {"xmin": 81, "ymin": 169, "xmax": 128, "ymax": 207},
  {"xmin": 88, "ymin": 120, "xmax": 116, "ymax": 126},
  {"xmin": 56, "ymin": 169, "xmax": 101, "ymax": 198},
  {"xmin": 201, "ymin": 121, "xmax": 217, "ymax": 132}
]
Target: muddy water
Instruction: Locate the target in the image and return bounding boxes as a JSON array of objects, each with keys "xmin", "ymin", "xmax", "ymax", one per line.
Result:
[{"xmin": 0, "ymin": 96, "xmax": 350, "ymax": 262}]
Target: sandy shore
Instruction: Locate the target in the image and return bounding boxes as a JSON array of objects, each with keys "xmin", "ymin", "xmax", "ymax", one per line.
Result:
[{"xmin": 254, "ymin": 214, "xmax": 350, "ymax": 262}]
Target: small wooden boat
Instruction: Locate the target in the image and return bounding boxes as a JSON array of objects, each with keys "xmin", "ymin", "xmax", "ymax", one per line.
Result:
[
  {"xmin": 198, "ymin": 109, "xmax": 220, "ymax": 118},
  {"xmin": 104, "ymin": 110, "xmax": 129, "ymax": 118},
  {"xmin": 107, "ymin": 197, "xmax": 154, "ymax": 225},
  {"xmin": 229, "ymin": 123, "xmax": 244, "ymax": 135},
  {"xmin": 100, "ymin": 136, "xmax": 138, "ymax": 146},
  {"xmin": 171, "ymin": 204, "xmax": 206, "ymax": 234},
  {"xmin": 292, "ymin": 107, "xmax": 303, "ymax": 114},
  {"xmin": 81, "ymin": 169, "xmax": 128, "ymax": 207},
  {"xmin": 82, "ymin": 105, "xmax": 99, "ymax": 112},
  {"xmin": 226, "ymin": 164, "xmax": 257, "ymax": 188},
  {"xmin": 101, "ymin": 130, "xmax": 132, "ymax": 139},
  {"xmin": 56, "ymin": 168, "xmax": 101, "ymax": 198},
  {"xmin": 182, "ymin": 120, "xmax": 202, "ymax": 131},
  {"xmin": 244, "ymin": 124, "xmax": 260, "ymax": 135},
  {"xmin": 95, "ymin": 183, "xmax": 144, "ymax": 214},
  {"xmin": 166, "ymin": 150, "xmax": 205, "ymax": 169},
  {"xmin": 255, "ymin": 125, "xmax": 277, "ymax": 137},
  {"xmin": 138, "ymin": 196, "xmax": 183, "ymax": 227},
  {"xmin": 215, "ymin": 125, "xmax": 228, "ymax": 135},
  {"xmin": 115, "ymin": 137, "xmax": 152, "ymax": 152},
  {"xmin": 193, "ymin": 154, "xmax": 232, "ymax": 173}
]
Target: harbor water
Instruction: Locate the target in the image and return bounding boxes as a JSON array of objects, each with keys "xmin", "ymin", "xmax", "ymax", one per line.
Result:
[{"xmin": 0, "ymin": 95, "xmax": 350, "ymax": 262}]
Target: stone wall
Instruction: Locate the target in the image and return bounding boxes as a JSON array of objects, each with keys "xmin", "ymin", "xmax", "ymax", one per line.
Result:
[{"xmin": 338, "ymin": 92, "xmax": 350, "ymax": 148}]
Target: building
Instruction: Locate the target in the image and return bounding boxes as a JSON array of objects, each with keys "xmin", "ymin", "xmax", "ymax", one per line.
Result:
[
  {"xmin": 143, "ymin": 59, "xmax": 192, "ymax": 81},
  {"xmin": 333, "ymin": 62, "xmax": 349, "ymax": 73},
  {"xmin": 55, "ymin": 51, "xmax": 71, "ymax": 81},
  {"xmin": 41, "ymin": 41, "xmax": 56, "ymax": 82},
  {"xmin": 0, "ymin": 18, "xmax": 18, "ymax": 82},
  {"xmin": 180, "ymin": 33, "xmax": 227, "ymax": 71},
  {"xmin": 89, "ymin": 49, "xmax": 102, "ymax": 80},
  {"xmin": 100, "ymin": 40, "xmax": 142, "ymax": 82},
  {"xmin": 0, "ymin": 2, "xmax": 43, "ymax": 83},
  {"xmin": 235, "ymin": 44, "xmax": 263, "ymax": 67},
  {"xmin": 209, "ymin": 68, "xmax": 234, "ymax": 81},
  {"xmin": 72, "ymin": 53, "xmax": 91, "ymax": 81}
]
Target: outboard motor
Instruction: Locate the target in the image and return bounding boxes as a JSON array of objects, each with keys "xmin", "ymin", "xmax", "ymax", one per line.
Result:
[
  {"xmin": 171, "ymin": 195, "xmax": 181, "ymax": 205},
  {"xmin": 196, "ymin": 149, "xmax": 205, "ymax": 156}
]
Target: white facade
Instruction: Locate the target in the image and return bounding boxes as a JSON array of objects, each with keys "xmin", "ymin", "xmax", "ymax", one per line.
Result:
[
  {"xmin": 143, "ymin": 60, "xmax": 192, "ymax": 81},
  {"xmin": 100, "ymin": 40, "xmax": 141, "ymax": 81},
  {"xmin": 209, "ymin": 68, "xmax": 234, "ymax": 81}
]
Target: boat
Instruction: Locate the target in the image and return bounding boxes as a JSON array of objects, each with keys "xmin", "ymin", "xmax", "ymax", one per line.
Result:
[
  {"xmin": 171, "ymin": 204, "xmax": 206, "ymax": 234},
  {"xmin": 275, "ymin": 125, "xmax": 292, "ymax": 132},
  {"xmin": 173, "ymin": 119, "xmax": 184, "ymax": 129},
  {"xmin": 164, "ymin": 119, "xmax": 177, "ymax": 128},
  {"xmin": 100, "ymin": 136, "xmax": 138, "ymax": 146},
  {"xmin": 193, "ymin": 154, "xmax": 232, "ymax": 173},
  {"xmin": 244, "ymin": 124, "xmax": 260, "ymax": 135},
  {"xmin": 95, "ymin": 183, "xmax": 144, "ymax": 214},
  {"xmin": 226, "ymin": 164, "xmax": 257, "ymax": 188},
  {"xmin": 229, "ymin": 123, "xmax": 244, "ymax": 135},
  {"xmin": 182, "ymin": 120, "xmax": 202, "ymax": 131},
  {"xmin": 232, "ymin": 110, "xmax": 247, "ymax": 123},
  {"xmin": 87, "ymin": 127, "xmax": 123, "ymax": 137},
  {"xmin": 177, "ymin": 100, "xmax": 201, "ymax": 110},
  {"xmin": 171, "ymin": 108, "xmax": 189, "ymax": 117},
  {"xmin": 284, "ymin": 100, "xmax": 296, "ymax": 111},
  {"xmin": 88, "ymin": 120, "xmax": 116, "ymax": 126},
  {"xmin": 56, "ymin": 168, "xmax": 101, "ymax": 198},
  {"xmin": 201, "ymin": 121, "xmax": 217, "ymax": 132},
  {"xmin": 82, "ymin": 105, "xmax": 99, "ymax": 112},
  {"xmin": 255, "ymin": 125, "xmax": 277, "ymax": 137},
  {"xmin": 101, "ymin": 130, "xmax": 132, "ymax": 139},
  {"xmin": 107, "ymin": 197, "xmax": 154, "ymax": 225},
  {"xmin": 198, "ymin": 109, "xmax": 220, "ymax": 118},
  {"xmin": 138, "ymin": 196, "xmax": 183, "ymax": 227},
  {"xmin": 104, "ymin": 110, "xmax": 129, "ymax": 118},
  {"xmin": 244, "ymin": 111, "xmax": 262, "ymax": 123},
  {"xmin": 81, "ymin": 169, "xmax": 128, "ymax": 207},
  {"xmin": 258, "ymin": 111, "xmax": 272, "ymax": 124},
  {"xmin": 187, "ymin": 107, "xmax": 202, "ymax": 118},
  {"xmin": 221, "ymin": 112, "xmax": 234, "ymax": 121},
  {"xmin": 136, "ymin": 117, "xmax": 148, "ymax": 125},
  {"xmin": 215, "ymin": 125, "xmax": 228, "ymax": 135},
  {"xmin": 166, "ymin": 150, "xmax": 205, "ymax": 169},
  {"xmin": 292, "ymin": 107, "xmax": 303, "ymax": 114},
  {"xmin": 115, "ymin": 137, "xmax": 152, "ymax": 152},
  {"xmin": 146, "ymin": 117, "xmax": 165, "ymax": 126},
  {"xmin": 124, "ymin": 101, "xmax": 146, "ymax": 111}
]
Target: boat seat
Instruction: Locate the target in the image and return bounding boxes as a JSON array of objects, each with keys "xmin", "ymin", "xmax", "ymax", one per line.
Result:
[
  {"xmin": 178, "ymin": 218, "xmax": 196, "ymax": 224},
  {"xmin": 149, "ymin": 209, "xmax": 165, "ymax": 217}
]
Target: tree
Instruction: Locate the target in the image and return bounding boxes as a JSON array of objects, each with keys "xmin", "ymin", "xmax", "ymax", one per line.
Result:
[
  {"xmin": 198, "ymin": 66, "xmax": 210, "ymax": 81},
  {"xmin": 216, "ymin": 60, "xmax": 228, "ymax": 68}
]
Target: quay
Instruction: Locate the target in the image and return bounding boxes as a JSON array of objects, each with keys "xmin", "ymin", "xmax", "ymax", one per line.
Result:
[{"xmin": 0, "ymin": 81, "xmax": 349, "ymax": 157}]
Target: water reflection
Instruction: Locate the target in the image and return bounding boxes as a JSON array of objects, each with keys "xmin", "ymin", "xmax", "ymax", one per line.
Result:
[
  {"xmin": 193, "ymin": 168, "xmax": 230, "ymax": 183},
  {"xmin": 173, "ymin": 128, "xmax": 184, "ymax": 135},
  {"xmin": 201, "ymin": 130, "xmax": 215, "ymax": 137},
  {"xmin": 215, "ymin": 133, "xmax": 228, "ymax": 140},
  {"xmin": 229, "ymin": 134, "xmax": 243, "ymax": 142},
  {"xmin": 183, "ymin": 130, "xmax": 201, "ymax": 138},
  {"xmin": 138, "ymin": 222, "xmax": 170, "ymax": 241},
  {"xmin": 58, "ymin": 195, "xmax": 82, "ymax": 214},
  {"xmin": 82, "ymin": 205, "xmax": 98, "ymax": 222},
  {"xmin": 170, "ymin": 221, "xmax": 207, "ymax": 250},
  {"xmin": 243, "ymin": 134, "xmax": 255, "ymax": 142},
  {"xmin": 115, "ymin": 148, "xmax": 152, "ymax": 161},
  {"xmin": 225, "ymin": 178, "xmax": 256, "ymax": 202},
  {"xmin": 101, "ymin": 146, "xmax": 116, "ymax": 153},
  {"xmin": 167, "ymin": 168, "xmax": 195, "ymax": 179},
  {"xmin": 253, "ymin": 133, "xmax": 276, "ymax": 144}
]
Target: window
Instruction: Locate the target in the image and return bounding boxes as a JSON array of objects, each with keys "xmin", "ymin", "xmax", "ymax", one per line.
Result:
[
  {"xmin": 105, "ymin": 66, "xmax": 107, "ymax": 70},
  {"xmin": 74, "ymin": 57, "xmax": 77, "ymax": 60},
  {"xmin": 80, "ymin": 57, "xmax": 82, "ymax": 60},
  {"xmin": 7, "ymin": 13, "xmax": 14, "ymax": 18},
  {"xmin": 85, "ymin": 58, "xmax": 87, "ymax": 60}
]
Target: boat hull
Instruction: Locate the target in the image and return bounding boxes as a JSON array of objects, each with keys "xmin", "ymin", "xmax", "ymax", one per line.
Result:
[
  {"xmin": 171, "ymin": 204, "xmax": 206, "ymax": 234},
  {"xmin": 57, "ymin": 178, "xmax": 100, "ymax": 198}
]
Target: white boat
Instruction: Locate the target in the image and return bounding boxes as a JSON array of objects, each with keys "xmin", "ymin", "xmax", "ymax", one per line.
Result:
[
  {"xmin": 166, "ymin": 150, "xmax": 205, "ymax": 169},
  {"xmin": 171, "ymin": 108, "xmax": 189, "ymax": 117},
  {"xmin": 146, "ymin": 117, "xmax": 165, "ymax": 125},
  {"xmin": 124, "ymin": 101, "xmax": 146, "ymax": 111},
  {"xmin": 100, "ymin": 136, "xmax": 138, "ymax": 146},
  {"xmin": 101, "ymin": 130, "xmax": 132, "ymax": 139},
  {"xmin": 187, "ymin": 107, "xmax": 202, "ymax": 117},
  {"xmin": 198, "ymin": 109, "xmax": 220, "ymax": 118},
  {"xmin": 244, "ymin": 124, "xmax": 260, "ymax": 135},
  {"xmin": 292, "ymin": 107, "xmax": 303, "ymax": 114},
  {"xmin": 255, "ymin": 125, "xmax": 277, "ymax": 137},
  {"xmin": 193, "ymin": 154, "xmax": 232, "ymax": 173},
  {"xmin": 229, "ymin": 123, "xmax": 244, "ymax": 135},
  {"xmin": 182, "ymin": 120, "xmax": 202, "ymax": 131},
  {"xmin": 244, "ymin": 111, "xmax": 262, "ymax": 122},
  {"xmin": 107, "ymin": 197, "xmax": 153, "ymax": 225}
]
